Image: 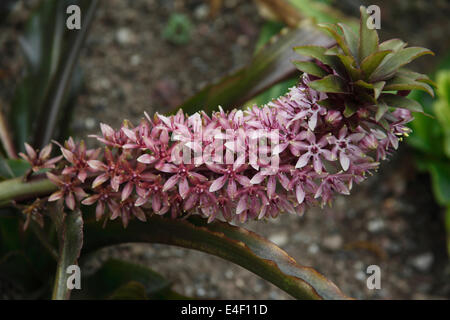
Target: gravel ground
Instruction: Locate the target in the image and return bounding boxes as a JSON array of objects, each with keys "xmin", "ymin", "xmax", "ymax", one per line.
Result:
[{"xmin": 1, "ymin": 0, "xmax": 449, "ymax": 300}]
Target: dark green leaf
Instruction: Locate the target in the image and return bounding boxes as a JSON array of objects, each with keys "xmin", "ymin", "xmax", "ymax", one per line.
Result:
[
  {"xmin": 369, "ymin": 47, "xmax": 434, "ymax": 82},
  {"xmin": 337, "ymin": 23, "xmax": 358, "ymax": 60},
  {"xmin": 343, "ymin": 101, "xmax": 358, "ymax": 118},
  {"xmin": 380, "ymin": 93, "xmax": 424, "ymax": 113},
  {"xmin": 33, "ymin": 0, "xmax": 98, "ymax": 149},
  {"xmin": 292, "ymin": 60, "xmax": 328, "ymax": 77},
  {"xmin": 294, "ymin": 45, "xmax": 335, "ymax": 68},
  {"xmin": 353, "ymin": 79, "xmax": 373, "ymax": 89},
  {"xmin": 318, "ymin": 23, "xmax": 353, "ymax": 58},
  {"xmin": 337, "ymin": 54, "xmax": 361, "ymax": 80},
  {"xmin": 83, "ymin": 215, "xmax": 350, "ymax": 300},
  {"xmin": 358, "ymin": 6, "xmax": 379, "ymax": 62},
  {"xmin": 52, "ymin": 209, "xmax": 83, "ymax": 300},
  {"xmin": 384, "ymin": 75, "xmax": 435, "ymax": 97},
  {"xmin": 72, "ymin": 258, "xmax": 188, "ymax": 300},
  {"xmin": 360, "ymin": 50, "xmax": 392, "ymax": 78},
  {"xmin": 309, "ymin": 75, "xmax": 347, "ymax": 93},
  {"xmin": 108, "ymin": 281, "xmax": 148, "ymax": 300}
]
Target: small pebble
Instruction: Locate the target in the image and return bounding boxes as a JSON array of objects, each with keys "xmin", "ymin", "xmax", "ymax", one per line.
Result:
[
  {"xmin": 116, "ymin": 28, "xmax": 136, "ymax": 45},
  {"xmin": 308, "ymin": 243, "xmax": 320, "ymax": 255},
  {"xmin": 410, "ymin": 253, "xmax": 434, "ymax": 272},
  {"xmin": 367, "ymin": 218, "xmax": 385, "ymax": 233},
  {"xmin": 322, "ymin": 234, "xmax": 343, "ymax": 250}
]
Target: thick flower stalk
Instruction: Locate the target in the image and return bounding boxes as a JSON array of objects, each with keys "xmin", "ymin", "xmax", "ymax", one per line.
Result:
[{"xmin": 20, "ymin": 9, "xmax": 434, "ymax": 228}]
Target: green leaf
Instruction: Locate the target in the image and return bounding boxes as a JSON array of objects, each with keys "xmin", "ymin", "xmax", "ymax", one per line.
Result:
[
  {"xmin": 407, "ymin": 90, "xmax": 443, "ymax": 155},
  {"xmin": 337, "ymin": 23, "xmax": 358, "ymax": 60},
  {"xmin": 318, "ymin": 23, "xmax": 353, "ymax": 58},
  {"xmin": 380, "ymin": 93, "xmax": 424, "ymax": 113},
  {"xmin": 246, "ymin": 78, "xmax": 298, "ymax": 107},
  {"xmin": 358, "ymin": 6, "xmax": 379, "ymax": 62},
  {"xmin": 428, "ymin": 162, "xmax": 450, "ymax": 206},
  {"xmin": 308, "ymin": 75, "xmax": 347, "ymax": 93},
  {"xmin": 72, "ymin": 258, "xmax": 188, "ymax": 300},
  {"xmin": 435, "ymin": 100, "xmax": 450, "ymax": 159},
  {"xmin": 378, "ymin": 39, "xmax": 406, "ymax": 52},
  {"xmin": 83, "ymin": 215, "xmax": 350, "ymax": 300},
  {"xmin": 254, "ymin": 21, "xmax": 285, "ymax": 53},
  {"xmin": 373, "ymin": 81, "xmax": 385, "ymax": 99},
  {"xmin": 337, "ymin": 54, "xmax": 361, "ymax": 80},
  {"xmin": 33, "ymin": 0, "xmax": 98, "ymax": 149},
  {"xmin": 294, "ymin": 45, "xmax": 336, "ymax": 68},
  {"xmin": 353, "ymin": 79, "xmax": 373, "ymax": 89},
  {"xmin": 0, "ymin": 158, "xmax": 31, "ymax": 179},
  {"xmin": 343, "ymin": 101, "xmax": 358, "ymax": 118},
  {"xmin": 9, "ymin": 0, "xmax": 90, "ymax": 152},
  {"xmin": 292, "ymin": 60, "xmax": 327, "ymax": 77},
  {"xmin": 375, "ymin": 101, "xmax": 388, "ymax": 121},
  {"xmin": 446, "ymin": 206, "xmax": 450, "ymax": 257},
  {"xmin": 52, "ymin": 209, "xmax": 84, "ymax": 300},
  {"xmin": 384, "ymin": 75, "xmax": 435, "ymax": 97},
  {"xmin": 369, "ymin": 47, "xmax": 434, "ymax": 82},
  {"xmin": 108, "ymin": 281, "xmax": 148, "ymax": 300},
  {"xmin": 0, "ymin": 212, "xmax": 57, "ymax": 295},
  {"xmin": 397, "ymin": 69, "xmax": 436, "ymax": 87},
  {"xmin": 179, "ymin": 25, "xmax": 333, "ymax": 114},
  {"xmin": 288, "ymin": 0, "xmax": 358, "ymax": 27},
  {"xmin": 360, "ymin": 50, "xmax": 392, "ymax": 78}
]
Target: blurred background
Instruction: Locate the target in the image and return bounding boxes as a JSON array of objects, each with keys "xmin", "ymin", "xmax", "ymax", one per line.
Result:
[{"xmin": 0, "ymin": 0, "xmax": 449, "ymax": 299}]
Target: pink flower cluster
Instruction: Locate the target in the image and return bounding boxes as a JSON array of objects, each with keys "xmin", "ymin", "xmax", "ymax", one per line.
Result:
[{"xmin": 24, "ymin": 75, "xmax": 413, "ymax": 227}]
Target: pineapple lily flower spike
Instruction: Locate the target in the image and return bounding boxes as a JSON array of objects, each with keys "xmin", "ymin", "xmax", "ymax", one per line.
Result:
[{"xmin": 22, "ymin": 7, "xmax": 434, "ymax": 228}]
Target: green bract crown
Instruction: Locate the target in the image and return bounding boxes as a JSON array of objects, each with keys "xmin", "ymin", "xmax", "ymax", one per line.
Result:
[{"xmin": 293, "ymin": 6, "xmax": 435, "ymax": 124}]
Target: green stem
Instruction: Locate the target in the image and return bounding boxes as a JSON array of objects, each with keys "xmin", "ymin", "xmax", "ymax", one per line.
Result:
[{"xmin": 0, "ymin": 178, "xmax": 57, "ymax": 207}]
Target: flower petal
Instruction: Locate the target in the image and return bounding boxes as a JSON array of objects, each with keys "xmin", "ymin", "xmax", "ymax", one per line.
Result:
[{"xmin": 209, "ymin": 175, "xmax": 227, "ymax": 192}]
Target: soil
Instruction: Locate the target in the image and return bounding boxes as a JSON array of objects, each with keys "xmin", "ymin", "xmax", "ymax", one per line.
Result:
[{"xmin": 1, "ymin": 0, "xmax": 449, "ymax": 300}]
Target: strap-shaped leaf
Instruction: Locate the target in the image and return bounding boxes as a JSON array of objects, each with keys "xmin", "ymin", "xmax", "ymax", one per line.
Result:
[
  {"xmin": 354, "ymin": 80, "xmax": 385, "ymax": 101},
  {"xmin": 375, "ymin": 101, "xmax": 389, "ymax": 121},
  {"xmin": 397, "ymin": 69, "xmax": 437, "ymax": 87},
  {"xmin": 337, "ymin": 54, "xmax": 361, "ymax": 80},
  {"xmin": 380, "ymin": 93, "xmax": 424, "ymax": 113},
  {"xmin": 337, "ymin": 23, "xmax": 359, "ymax": 61},
  {"xmin": 373, "ymin": 81, "xmax": 386, "ymax": 99},
  {"xmin": 379, "ymin": 39, "xmax": 407, "ymax": 52},
  {"xmin": 52, "ymin": 209, "xmax": 83, "ymax": 300},
  {"xmin": 384, "ymin": 75, "xmax": 435, "ymax": 97},
  {"xmin": 354, "ymin": 79, "xmax": 374, "ymax": 89},
  {"xmin": 83, "ymin": 215, "xmax": 350, "ymax": 300},
  {"xmin": 318, "ymin": 23, "xmax": 353, "ymax": 58},
  {"xmin": 369, "ymin": 47, "xmax": 434, "ymax": 82},
  {"xmin": 292, "ymin": 60, "xmax": 328, "ymax": 77},
  {"xmin": 308, "ymin": 75, "xmax": 347, "ymax": 93},
  {"xmin": 72, "ymin": 258, "xmax": 188, "ymax": 300},
  {"xmin": 293, "ymin": 45, "xmax": 335, "ymax": 66},
  {"xmin": 360, "ymin": 50, "xmax": 392, "ymax": 78},
  {"xmin": 358, "ymin": 6, "xmax": 379, "ymax": 62}
]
